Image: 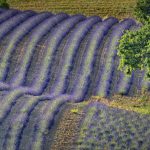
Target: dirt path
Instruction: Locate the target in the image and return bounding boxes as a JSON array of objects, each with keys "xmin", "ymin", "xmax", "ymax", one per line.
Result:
[{"xmin": 49, "ymin": 102, "xmax": 87, "ymax": 150}]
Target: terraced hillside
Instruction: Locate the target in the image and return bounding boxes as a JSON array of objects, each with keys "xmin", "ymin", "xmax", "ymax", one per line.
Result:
[{"xmin": 0, "ymin": 8, "xmax": 149, "ymax": 150}]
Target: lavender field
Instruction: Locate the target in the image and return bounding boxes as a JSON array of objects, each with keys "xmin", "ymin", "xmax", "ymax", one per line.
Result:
[
  {"xmin": 0, "ymin": 8, "xmax": 149, "ymax": 150},
  {"xmin": 76, "ymin": 102, "xmax": 150, "ymax": 150}
]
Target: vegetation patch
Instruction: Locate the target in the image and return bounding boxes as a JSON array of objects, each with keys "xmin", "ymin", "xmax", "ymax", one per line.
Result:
[
  {"xmin": 75, "ymin": 101, "xmax": 150, "ymax": 149},
  {"xmin": 92, "ymin": 92, "xmax": 150, "ymax": 114},
  {"xmin": 7, "ymin": 0, "xmax": 137, "ymax": 19},
  {"xmin": 0, "ymin": 0, "xmax": 9, "ymax": 8},
  {"xmin": 50, "ymin": 102, "xmax": 87, "ymax": 150}
]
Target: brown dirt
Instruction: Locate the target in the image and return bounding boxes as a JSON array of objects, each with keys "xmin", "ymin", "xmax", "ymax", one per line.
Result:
[{"xmin": 49, "ymin": 102, "xmax": 87, "ymax": 150}]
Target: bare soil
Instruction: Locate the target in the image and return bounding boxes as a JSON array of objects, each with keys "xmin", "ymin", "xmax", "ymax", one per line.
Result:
[{"xmin": 49, "ymin": 102, "xmax": 87, "ymax": 150}]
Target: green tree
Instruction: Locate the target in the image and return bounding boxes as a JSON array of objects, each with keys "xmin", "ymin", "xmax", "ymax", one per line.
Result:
[
  {"xmin": 117, "ymin": 22, "xmax": 150, "ymax": 79},
  {"xmin": 117, "ymin": 0, "xmax": 150, "ymax": 80},
  {"xmin": 0, "ymin": 0, "xmax": 9, "ymax": 9},
  {"xmin": 134, "ymin": 0, "xmax": 150, "ymax": 23}
]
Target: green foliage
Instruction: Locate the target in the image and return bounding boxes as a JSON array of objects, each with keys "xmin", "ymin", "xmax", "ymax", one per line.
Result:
[
  {"xmin": 117, "ymin": 22, "xmax": 150, "ymax": 80},
  {"xmin": 117, "ymin": 0, "xmax": 150, "ymax": 80},
  {"xmin": 0, "ymin": 0, "xmax": 9, "ymax": 8},
  {"xmin": 134, "ymin": 0, "xmax": 150, "ymax": 23},
  {"xmin": 70, "ymin": 108, "xmax": 79, "ymax": 114}
]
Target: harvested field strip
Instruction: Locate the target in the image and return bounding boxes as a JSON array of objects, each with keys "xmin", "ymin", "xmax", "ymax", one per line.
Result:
[
  {"xmin": 8, "ymin": 0, "xmax": 137, "ymax": 19},
  {"xmin": 92, "ymin": 93, "xmax": 150, "ymax": 114}
]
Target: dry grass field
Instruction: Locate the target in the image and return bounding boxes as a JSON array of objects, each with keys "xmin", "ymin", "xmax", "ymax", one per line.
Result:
[{"xmin": 8, "ymin": 0, "xmax": 137, "ymax": 19}]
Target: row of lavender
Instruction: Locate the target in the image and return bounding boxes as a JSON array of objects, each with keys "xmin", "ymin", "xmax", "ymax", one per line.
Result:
[
  {"xmin": 0, "ymin": 9, "xmax": 73, "ymax": 150},
  {"xmin": 0, "ymin": 9, "xmax": 149, "ymax": 98},
  {"xmin": 0, "ymin": 9, "xmax": 149, "ymax": 150},
  {"xmin": 0, "ymin": 91, "xmax": 73, "ymax": 150},
  {"xmin": 76, "ymin": 102, "xmax": 150, "ymax": 149}
]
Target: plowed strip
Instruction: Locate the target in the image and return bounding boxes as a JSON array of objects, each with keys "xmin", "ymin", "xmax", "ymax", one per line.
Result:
[{"xmin": 50, "ymin": 103, "xmax": 87, "ymax": 150}]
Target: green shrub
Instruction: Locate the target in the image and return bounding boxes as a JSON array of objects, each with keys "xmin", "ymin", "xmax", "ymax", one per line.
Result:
[
  {"xmin": 134, "ymin": 0, "xmax": 150, "ymax": 23},
  {"xmin": 70, "ymin": 108, "xmax": 79, "ymax": 114},
  {"xmin": 0, "ymin": 0, "xmax": 9, "ymax": 8},
  {"xmin": 117, "ymin": 22, "xmax": 150, "ymax": 80},
  {"xmin": 117, "ymin": 0, "xmax": 150, "ymax": 80}
]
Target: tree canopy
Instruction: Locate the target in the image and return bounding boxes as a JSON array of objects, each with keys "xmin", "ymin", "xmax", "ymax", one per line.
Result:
[
  {"xmin": 117, "ymin": 0, "xmax": 150, "ymax": 80},
  {"xmin": 134, "ymin": 0, "xmax": 150, "ymax": 23},
  {"xmin": 0, "ymin": 0, "xmax": 9, "ymax": 8}
]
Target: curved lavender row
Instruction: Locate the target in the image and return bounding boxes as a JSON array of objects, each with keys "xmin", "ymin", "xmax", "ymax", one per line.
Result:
[
  {"xmin": 0, "ymin": 95, "xmax": 36, "ymax": 149},
  {"xmin": 41, "ymin": 26, "xmax": 80, "ymax": 95},
  {"xmin": 0, "ymin": 77, "xmax": 69, "ymax": 123},
  {"xmin": 0, "ymin": 8, "xmax": 7, "ymax": 13},
  {"xmin": 117, "ymin": 72, "xmax": 134, "ymax": 95},
  {"xmin": 24, "ymin": 34, "xmax": 63, "ymax": 89},
  {"xmin": 0, "ymin": 81, "xmax": 72, "ymax": 126},
  {"xmin": 1, "ymin": 96, "xmax": 44, "ymax": 150},
  {"xmin": 0, "ymin": 89, "xmax": 81, "ymax": 149},
  {"xmin": 19, "ymin": 94, "xmax": 72, "ymax": 150},
  {"xmin": 0, "ymin": 10, "xmax": 36, "ymax": 42},
  {"xmin": 0, "ymin": 51, "xmax": 102, "ymax": 130},
  {"xmin": 77, "ymin": 102, "xmax": 98, "ymax": 134},
  {"xmin": 0, "ymin": 93, "xmax": 72, "ymax": 150},
  {"xmin": 84, "ymin": 18, "xmax": 119, "ymax": 99},
  {"xmin": 86, "ymin": 19, "xmax": 120, "ymax": 97},
  {"xmin": 76, "ymin": 102, "xmax": 98, "ymax": 149},
  {"xmin": 76, "ymin": 102, "xmax": 150, "ymax": 149},
  {"xmin": 0, "ymin": 88, "xmax": 45, "ymax": 125},
  {"xmin": 28, "ymin": 15, "xmax": 85, "ymax": 94},
  {"xmin": 49, "ymin": 16, "xmax": 101, "ymax": 96},
  {"xmin": 0, "ymin": 10, "xmax": 36, "ymax": 65},
  {"xmin": 63, "ymin": 28, "xmax": 94, "ymax": 95},
  {"xmin": 70, "ymin": 18, "xmax": 118, "ymax": 100},
  {"xmin": 0, "ymin": 8, "xmax": 19, "ymax": 14},
  {"xmin": 0, "ymin": 82, "xmax": 10, "ymax": 90},
  {"xmin": 21, "ymin": 13, "xmax": 69, "ymax": 87},
  {"xmin": 0, "ymin": 12, "xmax": 52, "ymax": 81},
  {"xmin": 95, "ymin": 19, "xmax": 136, "ymax": 97},
  {"xmin": 3, "ymin": 13, "xmax": 63, "ymax": 87},
  {"xmin": 20, "ymin": 36, "xmax": 49, "ymax": 87},
  {"xmin": 0, "ymin": 59, "xmax": 79, "ymax": 126},
  {"xmin": 0, "ymin": 9, "xmax": 20, "ymax": 24},
  {"xmin": 0, "ymin": 85, "xmax": 54, "ymax": 123},
  {"xmin": 0, "ymin": 88, "xmax": 31, "ymax": 124},
  {"xmin": 10, "ymin": 13, "xmax": 69, "ymax": 87},
  {"xmin": 8, "ymin": 13, "xmax": 68, "ymax": 86},
  {"xmin": 0, "ymin": 8, "xmax": 19, "ymax": 13}
]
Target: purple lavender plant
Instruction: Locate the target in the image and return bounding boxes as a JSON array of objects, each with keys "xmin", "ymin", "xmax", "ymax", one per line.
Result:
[{"xmin": 0, "ymin": 12, "xmax": 52, "ymax": 81}]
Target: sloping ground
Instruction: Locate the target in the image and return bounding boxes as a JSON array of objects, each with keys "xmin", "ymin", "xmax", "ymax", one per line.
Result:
[
  {"xmin": 0, "ymin": 8, "xmax": 149, "ymax": 150},
  {"xmin": 46, "ymin": 99, "xmax": 150, "ymax": 149},
  {"xmin": 50, "ymin": 103, "xmax": 87, "ymax": 150},
  {"xmin": 75, "ymin": 101, "xmax": 150, "ymax": 149},
  {"xmin": 92, "ymin": 92, "xmax": 150, "ymax": 114},
  {"xmin": 8, "ymin": 0, "xmax": 137, "ymax": 19}
]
